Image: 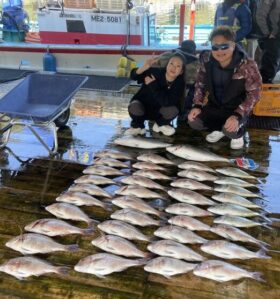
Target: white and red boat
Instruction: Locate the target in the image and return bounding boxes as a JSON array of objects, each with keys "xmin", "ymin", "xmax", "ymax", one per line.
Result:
[{"xmin": 0, "ymin": 1, "xmax": 200, "ymax": 75}]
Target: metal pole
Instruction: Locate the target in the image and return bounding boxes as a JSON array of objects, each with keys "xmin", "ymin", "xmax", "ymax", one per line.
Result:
[
  {"xmin": 179, "ymin": 1, "xmax": 186, "ymax": 45},
  {"xmin": 189, "ymin": 0, "xmax": 196, "ymax": 40}
]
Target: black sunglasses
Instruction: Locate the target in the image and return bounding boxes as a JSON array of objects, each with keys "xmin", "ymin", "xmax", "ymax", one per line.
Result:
[{"xmin": 211, "ymin": 43, "xmax": 231, "ymax": 51}]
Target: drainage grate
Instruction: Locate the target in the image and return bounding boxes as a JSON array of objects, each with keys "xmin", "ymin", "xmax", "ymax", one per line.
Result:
[{"xmin": 248, "ymin": 115, "xmax": 280, "ymax": 130}]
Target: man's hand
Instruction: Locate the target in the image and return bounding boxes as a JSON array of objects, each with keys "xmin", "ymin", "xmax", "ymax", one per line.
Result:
[
  {"xmin": 224, "ymin": 115, "xmax": 239, "ymax": 132},
  {"xmin": 188, "ymin": 108, "xmax": 201, "ymax": 122},
  {"xmin": 144, "ymin": 74, "xmax": 156, "ymax": 85}
]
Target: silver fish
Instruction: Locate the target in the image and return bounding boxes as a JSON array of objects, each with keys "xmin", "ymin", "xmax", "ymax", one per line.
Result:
[
  {"xmin": 208, "ymin": 204, "xmax": 260, "ymax": 218},
  {"xmin": 114, "ymin": 136, "xmax": 171, "ymax": 149},
  {"xmin": 210, "ymin": 224, "xmax": 269, "ymax": 247},
  {"xmin": 214, "ymin": 177, "xmax": 256, "ymax": 188},
  {"xmin": 201, "ymin": 240, "xmax": 270, "ymax": 260},
  {"xmin": 148, "ymin": 240, "xmax": 205, "ymax": 261},
  {"xmin": 69, "ymin": 183, "xmax": 112, "ymax": 198},
  {"xmin": 132, "ymin": 162, "xmax": 166, "ymax": 171},
  {"xmin": 211, "ymin": 193, "xmax": 262, "ymax": 209},
  {"xmin": 133, "ymin": 169, "xmax": 172, "ymax": 181},
  {"xmin": 214, "ymin": 185, "xmax": 259, "ymax": 197},
  {"xmin": 166, "ymin": 145, "xmax": 229, "ymax": 162},
  {"xmin": 56, "ymin": 191, "xmax": 109, "ymax": 209},
  {"xmin": 94, "ymin": 150, "xmax": 134, "ymax": 160},
  {"xmin": 168, "ymin": 188, "xmax": 215, "ymax": 205},
  {"xmin": 74, "ymin": 174, "xmax": 117, "ymax": 185},
  {"xmin": 121, "ymin": 175, "xmax": 165, "ymax": 190},
  {"xmin": 25, "ymin": 218, "xmax": 93, "ymax": 236},
  {"xmin": 178, "ymin": 169, "xmax": 218, "ymax": 181},
  {"xmin": 215, "ymin": 167, "xmax": 256, "ymax": 179},
  {"xmin": 171, "ymin": 178, "xmax": 212, "ymax": 191},
  {"xmin": 154, "ymin": 225, "xmax": 207, "ymax": 244},
  {"xmin": 137, "ymin": 153, "xmax": 174, "ymax": 165},
  {"xmin": 111, "ymin": 208, "xmax": 162, "ymax": 227},
  {"xmin": 144, "ymin": 257, "xmax": 196, "ymax": 278},
  {"xmin": 5, "ymin": 233, "xmax": 79, "ymax": 255},
  {"xmin": 83, "ymin": 165, "xmax": 123, "ymax": 176},
  {"xmin": 112, "ymin": 196, "xmax": 164, "ymax": 217},
  {"xmin": 193, "ymin": 260, "xmax": 264, "ymax": 282},
  {"xmin": 45, "ymin": 203, "xmax": 94, "ymax": 225},
  {"xmin": 214, "ymin": 215, "xmax": 267, "ymax": 228},
  {"xmin": 97, "ymin": 220, "xmax": 152, "ymax": 242},
  {"xmin": 0, "ymin": 256, "xmax": 68, "ymax": 280},
  {"xmin": 115, "ymin": 185, "xmax": 162, "ymax": 199},
  {"xmin": 166, "ymin": 203, "xmax": 213, "ymax": 217},
  {"xmin": 91, "ymin": 234, "xmax": 150, "ymax": 258},
  {"xmin": 168, "ymin": 215, "xmax": 211, "ymax": 231},
  {"xmin": 74, "ymin": 253, "xmax": 147, "ymax": 277},
  {"xmin": 93, "ymin": 157, "xmax": 128, "ymax": 168},
  {"xmin": 178, "ymin": 161, "xmax": 216, "ymax": 173}
]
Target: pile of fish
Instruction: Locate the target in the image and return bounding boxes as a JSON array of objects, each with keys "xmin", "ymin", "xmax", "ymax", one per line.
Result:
[{"xmin": 0, "ymin": 144, "xmax": 272, "ymax": 283}]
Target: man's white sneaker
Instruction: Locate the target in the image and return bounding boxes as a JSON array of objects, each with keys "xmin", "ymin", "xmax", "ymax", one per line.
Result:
[
  {"xmin": 206, "ymin": 131, "xmax": 225, "ymax": 143},
  {"xmin": 124, "ymin": 127, "xmax": 146, "ymax": 136},
  {"xmin": 230, "ymin": 137, "xmax": 244, "ymax": 149},
  {"xmin": 152, "ymin": 123, "xmax": 175, "ymax": 136}
]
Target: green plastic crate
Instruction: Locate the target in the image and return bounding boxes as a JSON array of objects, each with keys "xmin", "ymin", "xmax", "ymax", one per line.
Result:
[{"xmin": 3, "ymin": 30, "xmax": 26, "ymax": 42}]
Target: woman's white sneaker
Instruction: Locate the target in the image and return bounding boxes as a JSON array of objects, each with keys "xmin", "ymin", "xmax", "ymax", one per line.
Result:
[
  {"xmin": 206, "ymin": 131, "xmax": 225, "ymax": 143},
  {"xmin": 125, "ymin": 127, "xmax": 146, "ymax": 136},
  {"xmin": 230, "ymin": 137, "xmax": 244, "ymax": 149},
  {"xmin": 152, "ymin": 123, "xmax": 175, "ymax": 136}
]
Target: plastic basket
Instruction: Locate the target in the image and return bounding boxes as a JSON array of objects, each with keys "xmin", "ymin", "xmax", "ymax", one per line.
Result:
[
  {"xmin": 64, "ymin": 0, "xmax": 96, "ymax": 9},
  {"xmin": 253, "ymin": 84, "xmax": 280, "ymax": 117},
  {"xmin": 2, "ymin": 29, "xmax": 25, "ymax": 42}
]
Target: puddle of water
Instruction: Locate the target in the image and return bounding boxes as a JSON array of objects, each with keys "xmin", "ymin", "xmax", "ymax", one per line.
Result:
[{"xmin": 0, "ymin": 87, "xmax": 279, "ymax": 298}]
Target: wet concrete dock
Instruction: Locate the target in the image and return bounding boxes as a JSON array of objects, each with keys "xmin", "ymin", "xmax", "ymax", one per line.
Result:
[{"xmin": 0, "ymin": 81, "xmax": 279, "ymax": 298}]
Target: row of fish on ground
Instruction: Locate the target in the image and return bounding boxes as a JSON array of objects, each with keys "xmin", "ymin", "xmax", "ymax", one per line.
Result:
[{"xmin": 0, "ymin": 137, "xmax": 271, "ymax": 283}]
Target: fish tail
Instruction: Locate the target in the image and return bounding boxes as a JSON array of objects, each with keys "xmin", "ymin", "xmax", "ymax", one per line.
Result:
[
  {"xmin": 143, "ymin": 252, "xmax": 154, "ymax": 258},
  {"xmin": 262, "ymin": 223, "xmax": 272, "ymax": 230},
  {"xmin": 88, "ymin": 219, "xmax": 100, "ymax": 228},
  {"xmin": 159, "ymin": 219, "xmax": 168, "ymax": 226},
  {"xmin": 250, "ymin": 271, "xmax": 265, "ymax": 282},
  {"xmin": 136, "ymin": 257, "xmax": 151, "ymax": 266},
  {"xmin": 82, "ymin": 227, "xmax": 95, "ymax": 235},
  {"xmin": 66, "ymin": 244, "xmax": 79, "ymax": 252},
  {"xmin": 147, "ymin": 236, "xmax": 158, "ymax": 242},
  {"xmin": 257, "ymin": 240, "xmax": 270, "ymax": 248},
  {"xmin": 56, "ymin": 266, "xmax": 70, "ymax": 276},
  {"xmin": 260, "ymin": 214, "xmax": 272, "ymax": 223},
  {"xmin": 157, "ymin": 211, "xmax": 169, "ymax": 220},
  {"xmin": 256, "ymin": 248, "xmax": 271, "ymax": 259}
]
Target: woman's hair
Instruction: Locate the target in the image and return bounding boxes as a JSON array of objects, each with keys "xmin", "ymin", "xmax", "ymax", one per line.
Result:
[
  {"xmin": 209, "ymin": 26, "xmax": 236, "ymax": 42},
  {"xmin": 169, "ymin": 52, "xmax": 186, "ymax": 65}
]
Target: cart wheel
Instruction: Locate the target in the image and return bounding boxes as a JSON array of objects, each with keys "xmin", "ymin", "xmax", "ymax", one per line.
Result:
[{"xmin": 55, "ymin": 108, "xmax": 70, "ymax": 128}]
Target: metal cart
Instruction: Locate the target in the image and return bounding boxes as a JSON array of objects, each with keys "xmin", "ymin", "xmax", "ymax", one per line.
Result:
[{"xmin": 0, "ymin": 73, "xmax": 87, "ymax": 154}]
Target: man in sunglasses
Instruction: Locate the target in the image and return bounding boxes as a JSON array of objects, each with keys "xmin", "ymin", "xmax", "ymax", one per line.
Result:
[{"xmin": 188, "ymin": 26, "xmax": 262, "ymax": 150}]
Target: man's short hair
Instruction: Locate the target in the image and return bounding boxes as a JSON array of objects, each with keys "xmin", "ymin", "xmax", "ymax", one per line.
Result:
[
  {"xmin": 178, "ymin": 40, "xmax": 196, "ymax": 54},
  {"xmin": 209, "ymin": 26, "xmax": 236, "ymax": 42}
]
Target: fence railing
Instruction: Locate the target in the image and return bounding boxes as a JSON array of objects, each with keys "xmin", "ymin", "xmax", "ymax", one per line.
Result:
[{"xmin": 153, "ymin": 24, "xmax": 213, "ymax": 46}]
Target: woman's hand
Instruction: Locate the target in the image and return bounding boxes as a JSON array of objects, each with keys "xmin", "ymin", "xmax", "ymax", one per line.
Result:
[
  {"xmin": 136, "ymin": 55, "xmax": 158, "ymax": 75},
  {"xmin": 143, "ymin": 56, "xmax": 158, "ymax": 69},
  {"xmin": 144, "ymin": 74, "xmax": 156, "ymax": 85},
  {"xmin": 188, "ymin": 108, "xmax": 201, "ymax": 122},
  {"xmin": 224, "ymin": 115, "xmax": 239, "ymax": 132}
]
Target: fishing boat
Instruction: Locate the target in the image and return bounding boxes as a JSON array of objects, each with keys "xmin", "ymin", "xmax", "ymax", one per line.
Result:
[{"xmin": 0, "ymin": 0, "xmax": 178, "ymax": 75}]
